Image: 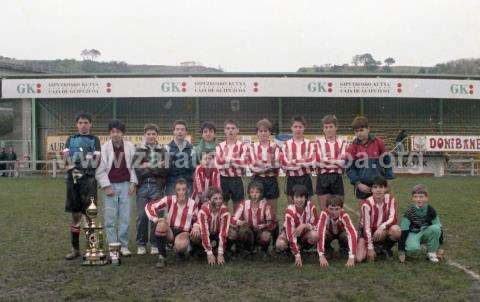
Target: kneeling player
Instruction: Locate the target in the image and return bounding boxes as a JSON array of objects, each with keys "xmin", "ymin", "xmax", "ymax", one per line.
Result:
[
  {"xmin": 145, "ymin": 178, "xmax": 201, "ymax": 268},
  {"xmin": 317, "ymin": 196, "xmax": 357, "ymax": 268},
  {"xmin": 356, "ymin": 177, "xmax": 401, "ymax": 262},
  {"xmin": 195, "ymin": 187, "xmax": 230, "ymax": 265},
  {"xmin": 229, "ymin": 181, "xmax": 277, "ymax": 259},
  {"xmin": 275, "ymin": 185, "xmax": 319, "ymax": 267}
]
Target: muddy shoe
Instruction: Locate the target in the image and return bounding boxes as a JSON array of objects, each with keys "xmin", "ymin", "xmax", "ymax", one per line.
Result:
[
  {"xmin": 65, "ymin": 249, "xmax": 80, "ymax": 260},
  {"xmin": 156, "ymin": 255, "xmax": 166, "ymax": 268}
]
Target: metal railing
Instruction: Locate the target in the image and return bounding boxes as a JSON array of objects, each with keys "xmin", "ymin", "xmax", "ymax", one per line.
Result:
[
  {"xmin": 445, "ymin": 158, "xmax": 480, "ymax": 176},
  {"xmin": 0, "ymin": 160, "xmax": 62, "ymax": 178}
]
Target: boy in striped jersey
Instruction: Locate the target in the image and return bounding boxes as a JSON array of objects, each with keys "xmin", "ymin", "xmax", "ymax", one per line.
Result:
[
  {"xmin": 191, "ymin": 152, "xmax": 221, "ymax": 208},
  {"xmin": 275, "ymin": 185, "xmax": 319, "ymax": 267},
  {"xmin": 145, "ymin": 178, "xmax": 201, "ymax": 268},
  {"xmin": 317, "ymin": 196, "xmax": 357, "ymax": 268},
  {"xmin": 313, "ymin": 114, "xmax": 347, "ymax": 210},
  {"xmin": 356, "ymin": 177, "xmax": 401, "ymax": 262},
  {"xmin": 249, "ymin": 118, "xmax": 282, "ymax": 242},
  {"xmin": 215, "ymin": 119, "xmax": 249, "ymax": 210},
  {"xmin": 398, "ymin": 184, "xmax": 444, "ymax": 263},
  {"xmin": 194, "ymin": 187, "xmax": 230, "ymax": 265},
  {"xmin": 280, "ymin": 115, "xmax": 315, "ymax": 204},
  {"xmin": 229, "ymin": 181, "xmax": 277, "ymax": 259}
]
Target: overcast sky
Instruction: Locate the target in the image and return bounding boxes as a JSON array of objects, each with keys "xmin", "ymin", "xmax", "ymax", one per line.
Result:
[{"xmin": 1, "ymin": 0, "xmax": 479, "ymax": 72}]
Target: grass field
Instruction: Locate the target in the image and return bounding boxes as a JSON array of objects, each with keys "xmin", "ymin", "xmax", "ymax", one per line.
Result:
[{"xmin": 0, "ymin": 176, "xmax": 479, "ymax": 301}]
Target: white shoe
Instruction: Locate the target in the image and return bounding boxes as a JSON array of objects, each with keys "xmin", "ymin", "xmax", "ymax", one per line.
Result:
[
  {"xmin": 428, "ymin": 252, "xmax": 439, "ymax": 263},
  {"xmin": 137, "ymin": 246, "xmax": 146, "ymax": 255},
  {"xmin": 151, "ymin": 246, "xmax": 159, "ymax": 255},
  {"xmin": 120, "ymin": 247, "xmax": 132, "ymax": 257}
]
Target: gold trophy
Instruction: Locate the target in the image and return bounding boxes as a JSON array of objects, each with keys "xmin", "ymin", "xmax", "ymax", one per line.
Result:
[{"xmin": 82, "ymin": 197, "xmax": 108, "ymax": 266}]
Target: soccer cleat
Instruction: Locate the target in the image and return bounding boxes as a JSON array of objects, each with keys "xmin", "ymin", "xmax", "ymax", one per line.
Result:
[
  {"xmin": 120, "ymin": 247, "xmax": 132, "ymax": 257},
  {"xmin": 65, "ymin": 249, "xmax": 80, "ymax": 260},
  {"xmin": 137, "ymin": 246, "xmax": 146, "ymax": 255},
  {"xmin": 428, "ymin": 252, "xmax": 439, "ymax": 263},
  {"xmin": 150, "ymin": 246, "xmax": 159, "ymax": 255},
  {"xmin": 156, "ymin": 255, "xmax": 166, "ymax": 268}
]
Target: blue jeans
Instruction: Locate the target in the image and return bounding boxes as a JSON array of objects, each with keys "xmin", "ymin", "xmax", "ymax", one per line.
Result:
[
  {"xmin": 104, "ymin": 182, "xmax": 132, "ymax": 247},
  {"xmin": 136, "ymin": 183, "xmax": 162, "ymax": 246}
]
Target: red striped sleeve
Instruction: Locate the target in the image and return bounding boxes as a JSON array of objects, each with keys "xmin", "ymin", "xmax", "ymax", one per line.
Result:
[
  {"xmin": 145, "ymin": 196, "xmax": 168, "ymax": 222},
  {"xmin": 199, "ymin": 206, "xmax": 212, "ymax": 254},
  {"xmin": 316, "ymin": 211, "xmax": 329, "ymax": 256},
  {"xmin": 285, "ymin": 214, "xmax": 300, "ymax": 255},
  {"xmin": 218, "ymin": 207, "xmax": 230, "ymax": 255},
  {"xmin": 341, "ymin": 212, "xmax": 358, "ymax": 257}
]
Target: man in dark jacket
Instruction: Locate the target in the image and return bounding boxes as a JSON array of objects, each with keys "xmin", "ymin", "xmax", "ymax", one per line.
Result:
[
  {"xmin": 165, "ymin": 120, "xmax": 196, "ymax": 195},
  {"xmin": 345, "ymin": 116, "xmax": 394, "ymax": 204},
  {"xmin": 134, "ymin": 123, "xmax": 168, "ymax": 255}
]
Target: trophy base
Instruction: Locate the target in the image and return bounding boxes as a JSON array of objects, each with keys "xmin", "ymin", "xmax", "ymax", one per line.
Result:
[{"xmin": 82, "ymin": 256, "xmax": 109, "ymax": 266}]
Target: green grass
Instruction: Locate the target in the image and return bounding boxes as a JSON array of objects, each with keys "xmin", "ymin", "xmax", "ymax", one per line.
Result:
[{"xmin": 0, "ymin": 176, "xmax": 479, "ymax": 301}]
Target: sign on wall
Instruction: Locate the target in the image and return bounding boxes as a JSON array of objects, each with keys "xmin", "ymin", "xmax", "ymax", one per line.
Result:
[{"xmin": 411, "ymin": 135, "xmax": 480, "ymax": 152}]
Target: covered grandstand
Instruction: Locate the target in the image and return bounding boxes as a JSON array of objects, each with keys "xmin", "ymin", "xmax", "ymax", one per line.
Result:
[{"xmin": 1, "ymin": 73, "xmax": 479, "ymax": 166}]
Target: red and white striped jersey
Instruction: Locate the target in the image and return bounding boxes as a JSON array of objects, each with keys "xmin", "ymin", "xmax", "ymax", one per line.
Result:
[
  {"xmin": 360, "ymin": 194, "xmax": 398, "ymax": 250},
  {"xmin": 317, "ymin": 210, "xmax": 358, "ymax": 257},
  {"xmin": 249, "ymin": 141, "xmax": 282, "ymax": 177},
  {"xmin": 145, "ymin": 195, "xmax": 198, "ymax": 232},
  {"xmin": 314, "ymin": 136, "xmax": 348, "ymax": 174},
  {"xmin": 215, "ymin": 140, "xmax": 250, "ymax": 177},
  {"xmin": 284, "ymin": 200, "xmax": 319, "ymax": 255},
  {"xmin": 197, "ymin": 203, "xmax": 230, "ymax": 255},
  {"xmin": 231, "ymin": 199, "xmax": 276, "ymax": 231},
  {"xmin": 191, "ymin": 166, "xmax": 221, "ymax": 202},
  {"xmin": 280, "ymin": 138, "xmax": 314, "ymax": 177}
]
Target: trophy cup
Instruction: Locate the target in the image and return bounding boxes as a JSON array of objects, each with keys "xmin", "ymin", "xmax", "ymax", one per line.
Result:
[
  {"xmin": 109, "ymin": 243, "xmax": 121, "ymax": 266},
  {"xmin": 82, "ymin": 197, "xmax": 108, "ymax": 266}
]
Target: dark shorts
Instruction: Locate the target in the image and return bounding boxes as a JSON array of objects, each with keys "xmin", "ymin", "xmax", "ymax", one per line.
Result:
[
  {"xmin": 65, "ymin": 171, "xmax": 97, "ymax": 213},
  {"xmin": 252, "ymin": 176, "xmax": 280, "ymax": 200},
  {"xmin": 279, "ymin": 228, "xmax": 314, "ymax": 252},
  {"xmin": 286, "ymin": 175, "xmax": 313, "ymax": 198},
  {"xmin": 316, "ymin": 173, "xmax": 344, "ymax": 196},
  {"xmin": 172, "ymin": 227, "xmax": 188, "ymax": 238},
  {"xmin": 220, "ymin": 176, "xmax": 244, "ymax": 204}
]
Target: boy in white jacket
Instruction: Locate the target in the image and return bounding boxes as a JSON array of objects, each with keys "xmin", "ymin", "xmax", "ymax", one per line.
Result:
[{"xmin": 96, "ymin": 119, "xmax": 138, "ymax": 256}]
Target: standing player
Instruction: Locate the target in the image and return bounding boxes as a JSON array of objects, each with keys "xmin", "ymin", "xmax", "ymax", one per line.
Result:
[
  {"xmin": 63, "ymin": 112, "xmax": 101, "ymax": 260},
  {"xmin": 249, "ymin": 118, "xmax": 282, "ymax": 240},
  {"xmin": 356, "ymin": 177, "xmax": 401, "ymax": 262},
  {"xmin": 345, "ymin": 116, "xmax": 394, "ymax": 205},
  {"xmin": 229, "ymin": 181, "xmax": 277, "ymax": 259},
  {"xmin": 191, "ymin": 152, "xmax": 221, "ymax": 208},
  {"xmin": 145, "ymin": 178, "xmax": 200, "ymax": 268},
  {"xmin": 275, "ymin": 185, "xmax": 319, "ymax": 267},
  {"xmin": 313, "ymin": 114, "xmax": 348, "ymax": 210},
  {"xmin": 215, "ymin": 119, "xmax": 249, "ymax": 210},
  {"xmin": 194, "ymin": 187, "xmax": 230, "ymax": 265},
  {"xmin": 317, "ymin": 196, "xmax": 357, "ymax": 268},
  {"xmin": 280, "ymin": 115, "xmax": 314, "ymax": 204}
]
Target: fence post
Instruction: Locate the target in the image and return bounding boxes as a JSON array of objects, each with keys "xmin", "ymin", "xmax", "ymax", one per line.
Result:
[
  {"xmin": 52, "ymin": 159, "xmax": 57, "ymax": 178},
  {"xmin": 470, "ymin": 158, "xmax": 474, "ymax": 176},
  {"xmin": 14, "ymin": 160, "xmax": 19, "ymax": 178}
]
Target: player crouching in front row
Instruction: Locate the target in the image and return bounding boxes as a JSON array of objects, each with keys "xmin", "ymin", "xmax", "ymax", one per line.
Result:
[
  {"xmin": 145, "ymin": 178, "xmax": 201, "ymax": 268},
  {"xmin": 194, "ymin": 187, "xmax": 230, "ymax": 265},
  {"xmin": 275, "ymin": 185, "xmax": 319, "ymax": 267},
  {"xmin": 229, "ymin": 181, "xmax": 277, "ymax": 260},
  {"xmin": 356, "ymin": 177, "xmax": 401, "ymax": 262},
  {"xmin": 317, "ymin": 196, "xmax": 357, "ymax": 268}
]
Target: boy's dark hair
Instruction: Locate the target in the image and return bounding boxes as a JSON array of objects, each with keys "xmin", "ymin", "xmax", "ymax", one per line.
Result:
[
  {"xmin": 291, "ymin": 115, "xmax": 307, "ymax": 127},
  {"xmin": 144, "ymin": 123, "xmax": 159, "ymax": 134},
  {"xmin": 352, "ymin": 116, "xmax": 369, "ymax": 130},
  {"xmin": 201, "ymin": 121, "xmax": 216, "ymax": 133},
  {"xmin": 322, "ymin": 114, "xmax": 338, "ymax": 126},
  {"xmin": 327, "ymin": 196, "xmax": 344, "ymax": 208},
  {"xmin": 224, "ymin": 119, "xmax": 239, "ymax": 128},
  {"xmin": 372, "ymin": 176, "xmax": 388, "ymax": 187},
  {"xmin": 292, "ymin": 185, "xmax": 308, "ymax": 198},
  {"xmin": 412, "ymin": 184, "xmax": 428, "ymax": 196},
  {"xmin": 75, "ymin": 112, "xmax": 92, "ymax": 123},
  {"xmin": 248, "ymin": 181, "xmax": 264, "ymax": 199},
  {"xmin": 174, "ymin": 178, "xmax": 188, "ymax": 188},
  {"xmin": 207, "ymin": 186, "xmax": 223, "ymax": 200},
  {"xmin": 108, "ymin": 119, "xmax": 126, "ymax": 133},
  {"xmin": 256, "ymin": 118, "xmax": 272, "ymax": 132},
  {"xmin": 172, "ymin": 120, "xmax": 188, "ymax": 130}
]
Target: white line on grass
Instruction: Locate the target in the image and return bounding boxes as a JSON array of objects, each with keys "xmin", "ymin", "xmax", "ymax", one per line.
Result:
[{"xmin": 342, "ymin": 204, "xmax": 480, "ymax": 282}]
